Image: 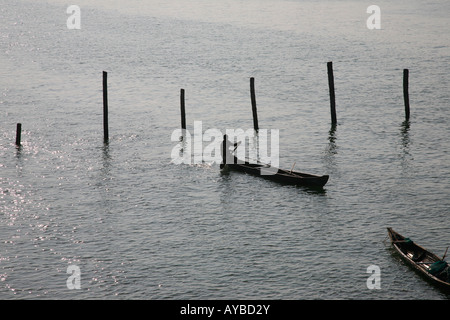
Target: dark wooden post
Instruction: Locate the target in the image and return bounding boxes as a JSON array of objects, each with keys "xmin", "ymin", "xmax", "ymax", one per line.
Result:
[
  {"xmin": 220, "ymin": 134, "xmax": 228, "ymax": 169},
  {"xmin": 403, "ymin": 69, "xmax": 410, "ymax": 120},
  {"xmin": 327, "ymin": 62, "xmax": 337, "ymax": 125},
  {"xmin": 103, "ymin": 71, "xmax": 109, "ymax": 144},
  {"xmin": 15, "ymin": 123, "xmax": 22, "ymax": 146},
  {"xmin": 250, "ymin": 77, "xmax": 259, "ymax": 132},
  {"xmin": 180, "ymin": 88, "xmax": 186, "ymax": 131}
]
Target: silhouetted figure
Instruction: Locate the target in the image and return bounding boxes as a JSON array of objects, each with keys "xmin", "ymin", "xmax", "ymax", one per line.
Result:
[{"xmin": 220, "ymin": 134, "xmax": 239, "ymax": 169}]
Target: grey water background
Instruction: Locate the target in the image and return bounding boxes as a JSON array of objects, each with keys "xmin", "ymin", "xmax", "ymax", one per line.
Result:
[{"xmin": 1, "ymin": 0, "xmax": 449, "ymax": 299}]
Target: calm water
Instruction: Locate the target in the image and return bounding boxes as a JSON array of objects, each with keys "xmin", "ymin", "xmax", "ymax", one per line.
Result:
[{"xmin": 1, "ymin": 0, "xmax": 449, "ymax": 300}]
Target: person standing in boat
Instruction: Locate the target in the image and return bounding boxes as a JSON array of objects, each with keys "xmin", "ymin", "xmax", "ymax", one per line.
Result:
[{"xmin": 220, "ymin": 134, "xmax": 239, "ymax": 169}]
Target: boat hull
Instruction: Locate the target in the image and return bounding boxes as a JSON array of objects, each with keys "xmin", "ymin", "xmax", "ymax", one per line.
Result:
[{"xmin": 224, "ymin": 162, "xmax": 329, "ymax": 188}]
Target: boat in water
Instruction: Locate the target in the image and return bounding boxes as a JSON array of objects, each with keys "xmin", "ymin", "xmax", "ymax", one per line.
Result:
[
  {"xmin": 219, "ymin": 134, "xmax": 329, "ymax": 188},
  {"xmin": 387, "ymin": 227, "xmax": 450, "ymax": 292},
  {"xmin": 221, "ymin": 160, "xmax": 329, "ymax": 188}
]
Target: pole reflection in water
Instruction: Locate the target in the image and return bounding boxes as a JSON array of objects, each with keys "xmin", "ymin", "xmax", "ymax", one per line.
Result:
[
  {"xmin": 399, "ymin": 120, "xmax": 413, "ymax": 172},
  {"xmin": 323, "ymin": 124, "xmax": 338, "ymax": 174}
]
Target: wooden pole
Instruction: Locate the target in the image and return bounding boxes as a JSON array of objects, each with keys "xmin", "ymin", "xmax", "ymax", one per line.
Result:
[
  {"xmin": 180, "ymin": 88, "xmax": 186, "ymax": 131},
  {"xmin": 403, "ymin": 69, "xmax": 410, "ymax": 120},
  {"xmin": 220, "ymin": 134, "xmax": 228, "ymax": 169},
  {"xmin": 250, "ymin": 77, "xmax": 259, "ymax": 132},
  {"xmin": 327, "ymin": 62, "xmax": 337, "ymax": 125},
  {"xmin": 15, "ymin": 123, "xmax": 22, "ymax": 146},
  {"xmin": 103, "ymin": 71, "xmax": 109, "ymax": 144}
]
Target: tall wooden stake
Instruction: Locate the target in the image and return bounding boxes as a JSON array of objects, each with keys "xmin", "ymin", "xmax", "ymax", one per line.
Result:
[
  {"xmin": 15, "ymin": 123, "xmax": 22, "ymax": 146},
  {"xmin": 222, "ymin": 134, "xmax": 227, "ymax": 166},
  {"xmin": 327, "ymin": 62, "xmax": 337, "ymax": 125},
  {"xmin": 403, "ymin": 69, "xmax": 410, "ymax": 120},
  {"xmin": 103, "ymin": 71, "xmax": 109, "ymax": 144},
  {"xmin": 180, "ymin": 88, "xmax": 186, "ymax": 131},
  {"xmin": 250, "ymin": 77, "xmax": 259, "ymax": 132}
]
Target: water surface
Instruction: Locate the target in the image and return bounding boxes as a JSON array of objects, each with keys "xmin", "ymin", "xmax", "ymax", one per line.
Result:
[{"xmin": 1, "ymin": 0, "xmax": 449, "ymax": 299}]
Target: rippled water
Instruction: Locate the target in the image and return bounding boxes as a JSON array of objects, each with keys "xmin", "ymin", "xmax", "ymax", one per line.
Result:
[{"xmin": 1, "ymin": 0, "xmax": 449, "ymax": 300}]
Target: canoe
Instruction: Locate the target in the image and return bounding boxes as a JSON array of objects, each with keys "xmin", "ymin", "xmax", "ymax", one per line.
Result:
[
  {"xmin": 387, "ymin": 227, "xmax": 450, "ymax": 292},
  {"xmin": 219, "ymin": 134, "xmax": 328, "ymax": 188},
  {"xmin": 222, "ymin": 160, "xmax": 329, "ymax": 188}
]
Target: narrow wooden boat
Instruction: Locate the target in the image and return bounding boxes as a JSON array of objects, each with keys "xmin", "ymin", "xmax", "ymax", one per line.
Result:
[
  {"xmin": 219, "ymin": 134, "xmax": 328, "ymax": 188},
  {"xmin": 387, "ymin": 227, "xmax": 450, "ymax": 292},
  {"xmin": 222, "ymin": 160, "xmax": 329, "ymax": 188}
]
